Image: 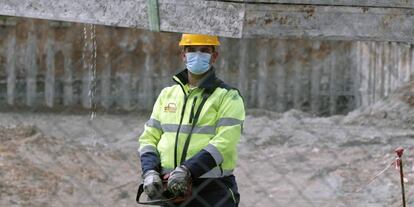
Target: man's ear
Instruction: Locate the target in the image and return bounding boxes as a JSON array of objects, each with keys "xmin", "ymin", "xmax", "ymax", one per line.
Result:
[
  {"xmin": 211, "ymin": 51, "xmax": 219, "ymax": 64},
  {"xmin": 181, "ymin": 51, "xmax": 186, "ymax": 62}
]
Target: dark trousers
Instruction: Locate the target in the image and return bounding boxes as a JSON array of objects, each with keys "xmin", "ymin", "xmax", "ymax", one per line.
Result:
[{"xmin": 163, "ymin": 175, "xmax": 240, "ymax": 207}]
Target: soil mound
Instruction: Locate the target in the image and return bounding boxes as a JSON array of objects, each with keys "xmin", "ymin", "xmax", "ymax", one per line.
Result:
[{"xmin": 344, "ymin": 81, "xmax": 414, "ymax": 128}]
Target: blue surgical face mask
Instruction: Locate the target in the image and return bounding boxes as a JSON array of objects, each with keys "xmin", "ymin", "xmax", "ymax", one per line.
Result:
[{"xmin": 185, "ymin": 52, "xmax": 211, "ymax": 75}]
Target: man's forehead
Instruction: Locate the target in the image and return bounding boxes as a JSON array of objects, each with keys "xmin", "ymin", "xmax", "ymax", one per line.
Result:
[{"xmin": 186, "ymin": 45, "xmax": 212, "ymax": 49}]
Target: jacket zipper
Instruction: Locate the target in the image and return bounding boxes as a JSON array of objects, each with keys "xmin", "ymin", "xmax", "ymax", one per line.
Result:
[
  {"xmin": 189, "ymin": 97, "xmax": 198, "ymax": 124},
  {"xmin": 173, "ymin": 83, "xmax": 194, "ymax": 168}
]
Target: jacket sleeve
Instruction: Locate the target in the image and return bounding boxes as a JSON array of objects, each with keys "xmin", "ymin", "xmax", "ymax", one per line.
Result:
[
  {"xmin": 183, "ymin": 89, "xmax": 245, "ymax": 178},
  {"xmin": 138, "ymin": 89, "xmax": 165, "ymax": 174}
]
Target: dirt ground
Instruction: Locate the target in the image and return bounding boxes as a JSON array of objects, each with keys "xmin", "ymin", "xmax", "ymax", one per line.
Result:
[{"xmin": 1, "ymin": 82, "xmax": 414, "ymax": 207}]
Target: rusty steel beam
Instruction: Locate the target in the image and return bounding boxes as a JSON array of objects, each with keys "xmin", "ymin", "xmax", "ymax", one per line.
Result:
[{"xmin": 0, "ymin": 0, "xmax": 413, "ymax": 42}]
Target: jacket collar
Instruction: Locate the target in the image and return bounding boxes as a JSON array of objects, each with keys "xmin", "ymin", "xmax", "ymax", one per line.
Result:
[{"xmin": 173, "ymin": 67, "xmax": 218, "ymax": 89}]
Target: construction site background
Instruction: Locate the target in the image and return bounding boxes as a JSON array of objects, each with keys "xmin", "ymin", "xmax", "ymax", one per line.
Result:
[
  {"xmin": 1, "ymin": 80, "xmax": 414, "ymax": 206},
  {"xmin": 0, "ymin": 16, "xmax": 413, "ymax": 207},
  {"xmin": 1, "ymin": 17, "xmax": 413, "ymax": 115}
]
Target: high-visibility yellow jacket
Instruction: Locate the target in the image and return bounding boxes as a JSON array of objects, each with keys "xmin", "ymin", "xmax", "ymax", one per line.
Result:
[{"xmin": 139, "ymin": 68, "xmax": 245, "ymax": 178}]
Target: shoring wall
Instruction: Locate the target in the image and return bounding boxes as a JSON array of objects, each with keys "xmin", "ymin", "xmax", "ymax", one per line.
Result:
[{"xmin": 0, "ymin": 17, "xmax": 413, "ymax": 115}]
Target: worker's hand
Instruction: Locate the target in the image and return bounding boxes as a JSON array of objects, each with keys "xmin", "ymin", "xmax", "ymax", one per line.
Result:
[
  {"xmin": 142, "ymin": 170, "xmax": 163, "ymax": 198},
  {"xmin": 167, "ymin": 165, "xmax": 191, "ymax": 196}
]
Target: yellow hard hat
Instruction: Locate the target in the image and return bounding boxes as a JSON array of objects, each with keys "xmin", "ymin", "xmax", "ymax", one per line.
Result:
[{"xmin": 179, "ymin": 34, "xmax": 220, "ymax": 46}]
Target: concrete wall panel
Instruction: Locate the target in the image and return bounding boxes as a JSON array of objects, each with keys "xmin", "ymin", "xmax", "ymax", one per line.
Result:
[
  {"xmin": 0, "ymin": 18, "xmax": 413, "ymax": 115},
  {"xmin": 0, "ymin": 0, "xmax": 413, "ymax": 42}
]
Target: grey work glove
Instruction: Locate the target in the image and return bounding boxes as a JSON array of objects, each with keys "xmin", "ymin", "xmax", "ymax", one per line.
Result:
[
  {"xmin": 167, "ymin": 165, "xmax": 191, "ymax": 196},
  {"xmin": 142, "ymin": 170, "xmax": 163, "ymax": 198}
]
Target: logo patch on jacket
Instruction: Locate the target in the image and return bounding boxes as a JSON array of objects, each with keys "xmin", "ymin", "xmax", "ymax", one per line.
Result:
[{"xmin": 164, "ymin": 103, "xmax": 177, "ymax": 113}]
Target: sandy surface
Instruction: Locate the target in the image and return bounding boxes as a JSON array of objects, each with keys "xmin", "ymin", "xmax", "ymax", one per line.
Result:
[{"xmin": 1, "ymin": 82, "xmax": 414, "ymax": 207}]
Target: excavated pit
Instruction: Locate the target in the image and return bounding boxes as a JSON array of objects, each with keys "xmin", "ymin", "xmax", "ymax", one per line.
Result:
[{"xmin": 1, "ymin": 81, "xmax": 414, "ymax": 206}]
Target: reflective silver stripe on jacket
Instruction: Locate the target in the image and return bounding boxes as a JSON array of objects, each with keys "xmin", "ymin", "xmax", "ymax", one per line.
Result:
[
  {"xmin": 200, "ymin": 167, "xmax": 233, "ymax": 178},
  {"xmin": 146, "ymin": 118, "xmax": 162, "ymax": 130},
  {"xmin": 204, "ymin": 144, "xmax": 223, "ymax": 165},
  {"xmin": 161, "ymin": 124, "xmax": 216, "ymax": 135},
  {"xmin": 161, "ymin": 167, "xmax": 233, "ymax": 178},
  {"xmin": 159, "ymin": 118, "xmax": 242, "ymax": 135},
  {"xmin": 139, "ymin": 145, "xmax": 159, "ymax": 156},
  {"xmin": 216, "ymin": 118, "xmax": 243, "ymax": 127}
]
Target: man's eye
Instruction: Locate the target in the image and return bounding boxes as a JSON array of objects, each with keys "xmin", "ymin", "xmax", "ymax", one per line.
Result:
[
  {"xmin": 200, "ymin": 48, "xmax": 212, "ymax": 53},
  {"xmin": 187, "ymin": 47, "xmax": 196, "ymax": 52}
]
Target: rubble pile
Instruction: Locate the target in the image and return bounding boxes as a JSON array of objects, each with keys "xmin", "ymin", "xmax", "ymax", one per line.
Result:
[{"xmin": 0, "ymin": 125, "xmax": 139, "ymax": 207}]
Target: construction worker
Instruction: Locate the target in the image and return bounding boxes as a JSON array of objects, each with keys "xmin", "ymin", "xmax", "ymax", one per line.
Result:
[{"xmin": 138, "ymin": 34, "xmax": 245, "ymax": 206}]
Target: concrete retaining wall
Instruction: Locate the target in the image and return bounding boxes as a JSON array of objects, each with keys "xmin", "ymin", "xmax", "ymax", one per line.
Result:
[{"xmin": 0, "ymin": 17, "xmax": 413, "ymax": 115}]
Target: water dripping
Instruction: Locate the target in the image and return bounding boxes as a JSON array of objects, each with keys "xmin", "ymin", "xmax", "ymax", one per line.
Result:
[
  {"xmin": 83, "ymin": 23, "xmax": 99, "ymax": 198},
  {"xmin": 83, "ymin": 24, "xmax": 97, "ymax": 121},
  {"xmin": 83, "ymin": 24, "xmax": 98, "ymax": 149}
]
